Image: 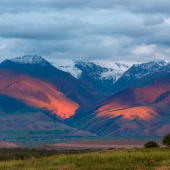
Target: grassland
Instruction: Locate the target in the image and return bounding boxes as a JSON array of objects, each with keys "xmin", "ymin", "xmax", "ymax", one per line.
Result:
[{"xmin": 0, "ymin": 147, "xmax": 170, "ymax": 170}]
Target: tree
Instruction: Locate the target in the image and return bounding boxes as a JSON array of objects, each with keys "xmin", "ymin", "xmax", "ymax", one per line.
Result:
[
  {"xmin": 144, "ymin": 141, "xmax": 159, "ymax": 148},
  {"xmin": 162, "ymin": 133, "xmax": 170, "ymax": 147}
]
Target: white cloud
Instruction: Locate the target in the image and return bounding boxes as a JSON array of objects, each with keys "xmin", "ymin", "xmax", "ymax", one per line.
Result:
[
  {"xmin": 165, "ymin": 18, "xmax": 170, "ymax": 24},
  {"xmin": 131, "ymin": 45, "xmax": 156, "ymax": 55}
]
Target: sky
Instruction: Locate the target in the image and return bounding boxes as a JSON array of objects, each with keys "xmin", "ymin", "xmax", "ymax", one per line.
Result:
[{"xmin": 0, "ymin": 0, "xmax": 170, "ymax": 63}]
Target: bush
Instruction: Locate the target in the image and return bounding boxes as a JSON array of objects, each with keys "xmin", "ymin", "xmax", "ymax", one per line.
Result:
[
  {"xmin": 144, "ymin": 141, "xmax": 159, "ymax": 148},
  {"xmin": 162, "ymin": 133, "xmax": 170, "ymax": 147}
]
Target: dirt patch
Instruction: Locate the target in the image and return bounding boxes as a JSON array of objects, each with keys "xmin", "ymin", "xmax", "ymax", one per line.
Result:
[
  {"xmin": 0, "ymin": 141, "xmax": 19, "ymax": 148},
  {"xmin": 42, "ymin": 140, "xmax": 165, "ymax": 150}
]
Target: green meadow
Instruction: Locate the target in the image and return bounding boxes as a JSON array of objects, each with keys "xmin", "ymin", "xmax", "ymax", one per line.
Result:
[{"xmin": 0, "ymin": 147, "xmax": 170, "ymax": 170}]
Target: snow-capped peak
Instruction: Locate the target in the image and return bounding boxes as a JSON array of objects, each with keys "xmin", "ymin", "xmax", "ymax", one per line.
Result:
[
  {"xmin": 124, "ymin": 60, "xmax": 170, "ymax": 79},
  {"xmin": 133, "ymin": 60, "xmax": 169, "ymax": 68},
  {"xmin": 10, "ymin": 55, "xmax": 48, "ymax": 66},
  {"xmin": 49, "ymin": 59, "xmax": 82, "ymax": 79}
]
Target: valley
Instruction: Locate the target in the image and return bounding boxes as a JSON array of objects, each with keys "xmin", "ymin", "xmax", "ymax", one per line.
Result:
[{"xmin": 1, "ymin": 1, "xmax": 169, "ymax": 169}]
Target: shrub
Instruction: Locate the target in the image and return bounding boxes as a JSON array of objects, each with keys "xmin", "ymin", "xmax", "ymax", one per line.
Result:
[
  {"xmin": 144, "ymin": 141, "xmax": 159, "ymax": 148},
  {"xmin": 162, "ymin": 133, "xmax": 170, "ymax": 147}
]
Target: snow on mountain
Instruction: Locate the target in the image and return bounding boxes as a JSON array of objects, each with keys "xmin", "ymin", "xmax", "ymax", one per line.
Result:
[
  {"xmin": 123, "ymin": 60, "xmax": 170, "ymax": 79},
  {"xmin": 48, "ymin": 59, "xmax": 132, "ymax": 83},
  {"xmin": 9, "ymin": 56, "xmax": 169, "ymax": 85},
  {"xmin": 8, "ymin": 56, "xmax": 131, "ymax": 83},
  {"xmin": 92, "ymin": 61, "xmax": 132, "ymax": 82},
  {"xmin": 100, "ymin": 70, "xmax": 123, "ymax": 82},
  {"xmin": 91, "ymin": 60, "xmax": 130, "ymax": 71},
  {"xmin": 10, "ymin": 55, "xmax": 48, "ymax": 66},
  {"xmin": 49, "ymin": 59, "xmax": 82, "ymax": 79}
]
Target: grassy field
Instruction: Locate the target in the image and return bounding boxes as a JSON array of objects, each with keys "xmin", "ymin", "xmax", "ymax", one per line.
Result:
[{"xmin": 0, "ymin": 147, "xmax": 170, "ymax": 170}]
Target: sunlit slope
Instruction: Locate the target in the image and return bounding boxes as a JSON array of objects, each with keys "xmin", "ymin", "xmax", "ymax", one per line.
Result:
[
  {"xmin": 0, "ymin": 69, "xmax": 79, "ymax": 119},
  {"xmin": 76, "ymin": 76, "xmax": 170, "ymax": 136},
  {"xmin": 0, "ymin": 95, "xmax": 96, "ymax": 142},
  {"xmin": 97, "ymin": 77, "xmax": 170, "ymax": 113}
]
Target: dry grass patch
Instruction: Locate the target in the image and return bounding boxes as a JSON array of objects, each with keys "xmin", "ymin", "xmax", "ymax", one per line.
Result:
[{"xmin": 154, "ymin": 166, "xmax": 170, "ymax": 170}]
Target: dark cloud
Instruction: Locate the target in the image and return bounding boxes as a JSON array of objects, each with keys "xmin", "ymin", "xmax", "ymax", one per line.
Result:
[
  {"xmin": 1, "ymin": 0, "xmax": 170, "ymax": 15},
  {"xmin": 143, "ymin": 15, "xmax": 165, "ymax": 26},
  {"xmin": 0, "ymin": 13, "xmax": 84, "ymax": 40}
]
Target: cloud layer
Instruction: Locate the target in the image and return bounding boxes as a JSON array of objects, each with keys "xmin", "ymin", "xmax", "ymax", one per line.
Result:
[{"xmin": 0, "ymin": 0, "xmax": 170, "ymax": 62}]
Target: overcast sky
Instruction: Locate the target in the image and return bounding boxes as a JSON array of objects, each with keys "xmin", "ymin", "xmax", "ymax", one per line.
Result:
[{"xmin": 0, "ymin": 0, "xmax": 170, "ymax": 63}]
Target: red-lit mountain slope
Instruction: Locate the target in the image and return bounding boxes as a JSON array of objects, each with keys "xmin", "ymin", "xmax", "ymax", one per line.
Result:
[
  {"xmin": 97, "ymin": 76, "xmax": 170, "ymax": 113},
  {"xmin": 75, "ymin": 76, "xmax": 170, "ymax": 136},
  {"xmin": 0, "ymin": 68, "xmax": 79, "ymax": 119}
]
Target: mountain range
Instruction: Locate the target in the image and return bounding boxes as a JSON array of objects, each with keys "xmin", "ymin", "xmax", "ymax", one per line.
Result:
[
  {"xmin": 0, "ymin": 55, "xmax": 170, "ymax": 142},
  {"xmin": 74, "ymin": 76, "xmax": 170, "ymax": 136},
  {"xmin": 50, "ymin": 59, "xmax": 131, "ymax": 97}
]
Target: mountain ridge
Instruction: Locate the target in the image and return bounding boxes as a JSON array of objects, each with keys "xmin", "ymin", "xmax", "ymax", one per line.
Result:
[{"xmin": 50, "ymin": 59, "xmax": 131, "ymax": 83}]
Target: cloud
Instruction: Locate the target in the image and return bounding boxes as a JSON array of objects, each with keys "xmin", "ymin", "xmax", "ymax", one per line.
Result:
[
  {"xmin": 165, "ymin": 19, "xmax": 170, "ymax": 24},
  {"xmin": 0, "ymin": 0, "xmax": 170, "ymax": 63},
  {"xmin": 1, "ymin": 0, "xmax": 170, "ymax": 15},
  {"xmin": 143, "ymin": 15, "xmax": 165, "ymax": 26},
  {"xmin": 131, "ymin": 45, "xmax": 156, "ymax": 55},
  {"xmin": 0, "ymin": 12, "xmax": 85, "ymax": 40}
]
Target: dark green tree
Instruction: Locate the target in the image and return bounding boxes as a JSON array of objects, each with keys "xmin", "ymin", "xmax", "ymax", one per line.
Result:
[
  {"xmin": 162, "ymin": 133, "xmax": 170, "ymax": 147},
  {"xmin": 144, "ymin": 141, "xmax": 159, "ymax": 148}
]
